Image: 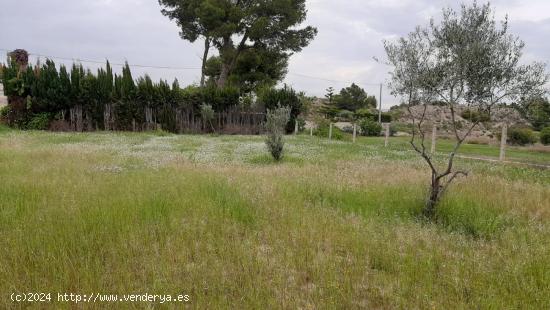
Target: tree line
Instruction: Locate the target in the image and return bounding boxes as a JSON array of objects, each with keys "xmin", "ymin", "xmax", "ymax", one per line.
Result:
[{"xmin": 0, "ymin": 50, "xmax": 303, "ymax": 133}]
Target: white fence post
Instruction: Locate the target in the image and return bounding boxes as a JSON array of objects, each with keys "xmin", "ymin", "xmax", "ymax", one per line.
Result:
[
  {"xmin": 431, "ymin": 124, "xmax": 437, "ymax": 154},
  {"xmin": 500, "ymin": 124, "xmax": 507, "ymax": 161},
  {"xmin": 310, "ymin": 126, "xmax": 313, "ymax": 136},
  {"xmin": 294, "ymin": 121, "xmax": 299, "ymax": 135},
  {"xmin": 353, "ymin": 124, "xmax": 357, "ymax": 143},
  {"xmin": 329, "ymin": 123, "xmax": 333, "ymax": 140}
]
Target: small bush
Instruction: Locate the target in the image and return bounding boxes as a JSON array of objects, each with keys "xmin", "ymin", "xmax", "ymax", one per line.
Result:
[
  {"xmin": 265, "ymin": 106, "xmax": 291, "ymax": 161},
  {"xmin": 26, "ymin": 113, "xmax": 51, "ymax": 130},
  {"xmin": 540, "ymin": 127, "xmax": 550, "ymax": 145},
  {"xmin": 0, "ymin": 105, "xmax": 10, "ymax": 119},
  {"xmin": 336, "ymin": 110, "xmax": 354, "ymax": 121},
  {"xmin": 380, "ymin": 113, "xmax": 393, "ymax": 123},
  {"xmin": 354, "ymin": 108, "xmax": 374, "ymax": 119},
  {"xmin": 359, "ymin": 119, "xmax": 382, "ymax": 136},
  {"xmin": 200, "ymin": 104, "xmax": 215, "ymax": 132},
  {"xmin": 314, "ymin": 120, "xmax": 344, "ymax": 140},
  {"xmin": 461, "ymin": 110, "xmax": 490, "ymax": 123},
  {"xmin": 507, "ymin": 127, "xmax": 537, "ymax": 146}
]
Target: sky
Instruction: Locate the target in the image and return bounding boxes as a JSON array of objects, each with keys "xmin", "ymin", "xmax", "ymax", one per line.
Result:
[{"xmin": 1, "ymin": 0, "xmax": 550, "ymax": 108}]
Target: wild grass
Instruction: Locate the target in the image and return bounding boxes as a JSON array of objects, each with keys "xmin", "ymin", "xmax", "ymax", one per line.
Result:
[{"xmin": 0, "ymin": 126, "xmax": 549, "ymax": 308}]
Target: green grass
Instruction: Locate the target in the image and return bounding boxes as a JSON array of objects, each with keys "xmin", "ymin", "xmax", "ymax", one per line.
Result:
[{"xmin": 0, "ymin": 128, "xmax": 549, "ymax": 308}]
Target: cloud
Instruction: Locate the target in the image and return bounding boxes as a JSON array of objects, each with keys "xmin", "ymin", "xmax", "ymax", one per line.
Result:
[{"xmin": 1, "ymin": 0, "xmax": 549, "ymax": 108}]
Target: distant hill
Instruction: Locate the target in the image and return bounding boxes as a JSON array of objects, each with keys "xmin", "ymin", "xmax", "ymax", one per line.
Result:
[{"xmin": 391, "ymin": 104, "xmax": 530, "ymax": 141}]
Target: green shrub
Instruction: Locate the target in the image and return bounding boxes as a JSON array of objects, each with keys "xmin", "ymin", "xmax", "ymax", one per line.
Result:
[
  {"xmin": 314, "ymin": 119, "xmax": 344, "ymax": 140},
  {"xmin": 540, "ymin": 127, "xmax": 550, "ymax": 145},
  {"xmin": 354, "ymin": 108, "xmax": 374, "ymax": 119},
  {"xmin": 461, "ymin": 109, "xmax": 490, "ymax": 123},
  {"xmin": 26, "ymin": 113, "xmax": 51, "ymax": 130},
  {"xmin": 380, "ymin": 113, "xmax": 393, "ymax": 123},
  {"xmin": 258, "ymin": 85, "xmax": 303, "ymax": 133},
  {"xmin": 507, "ymin": 127, "xmax": 537, "ymax": 145},
  {"xmin": 336, "ymin": 109, "xmax": 354, "ymax": 121},
  {"xmin": 0, "ymin": 105, "xmax": 10, "ymax": 119},
  {"xmin": 359, "ymin": 119, "xmax": 382, "ymax": 136},
  {"xmin": 265, "ymin": 106, "xmax": 291, "ymax": 161}
]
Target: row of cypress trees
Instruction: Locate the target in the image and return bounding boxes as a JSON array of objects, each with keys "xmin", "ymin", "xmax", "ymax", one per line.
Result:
[{"xmin": 0, "ymin": 58, "xmax": 247, "ymax": 132}]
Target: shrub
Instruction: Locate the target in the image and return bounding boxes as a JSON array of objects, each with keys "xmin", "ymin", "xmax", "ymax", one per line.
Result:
[
  {"xmin": 380, "ymin": 113, "xmax": 393, "ymax": 123},
  {"xmin": 461, "ymin": 109, "xmax": 490, "ymax": 123},
  {"xmin": 313, "ymin": 119, "xmax": 344, "ymax": 140},
  {"xmin": 0, "ymin": 105, "xmax": 10, "ymax": 120},
  {"xmin": 507, "ymin": 127, "xmax": 537, "ymax": 145},
  {"xmin": 26, "ymin": 113, "xmax": 51, "ymax": 130},
  {"xmin": 359, "ymin": 119, "xmax": 382, "ymax": 136},
  {"xmin": 258, "ymin": 85, "xmax": 303, "ymax": 133},
  {"xmin": 265, "ymin": 105, "xmax": 291, "ymax": 161},
  {"xmin": 354, "ymin": 108, "xmax": 374, "ymax": 119},
  {"xmin": 336, "ymin": 109, "xmax": 354, "ymax": 121},
  {"xmin": 200, "ymin": 104, "xmax": 215, "ymax": 132},
  {"xmin": 540, "ymin": 127, "xmax": 550, "ymax": 145}
]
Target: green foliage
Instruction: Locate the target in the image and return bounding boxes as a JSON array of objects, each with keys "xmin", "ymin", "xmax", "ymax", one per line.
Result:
[
  {"xmin": 200, "ymin": 103, "xmax": 215, "ymax": 132},
  {"xmin": 265, "ymin": 105, "xmax": 291, "ymax": 161},
  {"xmin": 258, "ymin": 85, "xmax": 303, "ymax": 133},
  {"xmin": 336, "ymin": 109, "xmax": 354, "ymax": 121},
  {"xmin": 334, "ymin": 83, "xmax": 376, "ymax": 112},
  {"xmin": 0, "ymin": 105, "xmax": 10, "ymax": 119},
  {"xmin": 200, "ymin": 86, "xmax": 240, "ymax": 111},
  {"xmin": 318, "ymin": 104, "xmax": 339, "ymax": 119},
  {"xmin": 25, "ymin": 113, "xmax": 51, "ymax": 130},
  {"xmin": 1, "ymin": 57, "xmax": 310, "ymax": 134},
  {"xmin": 507, "ymin": 127, "xmax": 537, "ymax": 146},
  {"xmin": 461, "ymin": 109, "xmax": 491, "ymax": 123},
  {"xmin": 314, "ymin": 119, "xmax": 344, "ymax": 140},
  {"xmin": 355, "ymin": 108, "xmax": 375, "ymax": 119},
  {"xmin": 518, "ymin": 97, "xmax": 550, "ymax": 131},
  {"xmin": 359, "ymin": 119, "xmax": 382, "ymax": 136},
  {"xmin": 538, "ymin": 127, "xmax": 550, "ymax": 145},
  {"xmin": 205, "ymin": 48, "xmax": 289, "ymax": 93},
  {"xmin": 354, "ymin": 109, "xmax": 392, "ymax": 123},
  {"xmin": 159, "ymin": 0, "xmax": 317, "ymax": 87}
]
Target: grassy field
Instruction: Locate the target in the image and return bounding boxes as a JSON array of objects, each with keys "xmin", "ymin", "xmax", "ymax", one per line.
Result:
[{"xmin": 1, "ymin": 126, "xmax": 549, "ymax": 308}]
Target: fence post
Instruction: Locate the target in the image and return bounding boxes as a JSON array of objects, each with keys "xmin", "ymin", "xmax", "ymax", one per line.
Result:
[
  {"xmin": 310, "ymin": 126, "xmax": 313, "ymax": 136},
  {"xmin": 329, "ymin": 123, "xmax": 333, "ymax": 140},
  {"xmin": 500, "ymin": 124, "xmax": 507, "ymax": 161},
  {"xmin": 353, "ymin": 124, "xmax": 357, "ymax": 143},
  {"xmin": 431, "ymin": 124, "xmax": 437, "ymax": 154},
  {"xmin": 384, "ymin": 123, "xmax": 390, "ymax": 147},
  {"xmin": 294, "ymin": 121, "xmax": 299, "ymax": 135}
]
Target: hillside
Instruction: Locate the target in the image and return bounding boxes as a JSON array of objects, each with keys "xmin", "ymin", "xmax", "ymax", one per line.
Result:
[{"xmin": 393, "ymin": 104, "xmax": 530, "ymax": 140}]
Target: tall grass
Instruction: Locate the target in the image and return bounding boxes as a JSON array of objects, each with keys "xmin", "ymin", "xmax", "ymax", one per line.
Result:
[{"xmin": 0, "ymin": 130, "xmax": 549, "ymax": 308}]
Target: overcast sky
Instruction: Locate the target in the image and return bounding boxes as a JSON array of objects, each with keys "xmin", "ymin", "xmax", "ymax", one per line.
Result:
[{"xmin": 1, "ymin": 0, "xmax": 549, "ymax": 108}]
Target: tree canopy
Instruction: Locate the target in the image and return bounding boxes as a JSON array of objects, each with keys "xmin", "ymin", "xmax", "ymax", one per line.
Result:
[
  {"xmin": 334, "ymin": 83, "xmax": 377, "ymax": 112},
  {"xmin": 159, "ymin": 0, "xmax": 317, "ymax": 88}
]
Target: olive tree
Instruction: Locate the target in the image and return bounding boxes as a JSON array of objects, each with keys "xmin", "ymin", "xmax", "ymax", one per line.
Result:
[
  {"xmin": 384, "ymin": 2, "xmax": 548, "ymax": 218},
  {"xmin": 265, "ymin": 105, "xmax": 291, "ymax": 161}
]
